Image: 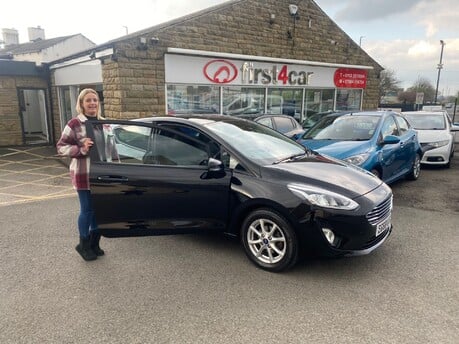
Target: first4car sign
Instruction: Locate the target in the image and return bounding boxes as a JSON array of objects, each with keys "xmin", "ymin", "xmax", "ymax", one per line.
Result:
[{"xmin": 165, "ymin": 53, "xmax": 369, "ymax": 89}]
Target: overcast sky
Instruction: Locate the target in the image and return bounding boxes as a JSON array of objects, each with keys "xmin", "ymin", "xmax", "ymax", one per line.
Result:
[{"xmin": 1, "ymin": 0, "xmax": 458, "ymax": 96}]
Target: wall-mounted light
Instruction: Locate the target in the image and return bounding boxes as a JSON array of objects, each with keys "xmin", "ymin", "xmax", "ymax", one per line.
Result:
[
  {"xmin": 150, "ymin": 37, "xmax": 159, "ymax": 45},
  {"xmin": 89, "ymin": 51, "xmax": 96, "ymax": 59},
  {"xmin": 269, "ymin": 13, "xmax": 276, "ymax": 25},
  {"xmin": 289, "ymin": 4, "xmax": 298, "ymax": 16}
]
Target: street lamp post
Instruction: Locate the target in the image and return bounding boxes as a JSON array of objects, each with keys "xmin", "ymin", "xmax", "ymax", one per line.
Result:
[{"xmin": 434, "ymin": 40, "xmax": 446, "ymax": 104}]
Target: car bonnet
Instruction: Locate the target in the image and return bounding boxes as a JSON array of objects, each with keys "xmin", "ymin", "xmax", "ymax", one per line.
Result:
[
  {"xmin": 264, "ymin": 157, "xmax": 383, "ymax": 198},
  {"xmin": 298, "ymin": 139, "xmax": 371, "ymax": 160},
  {"xmin": 414, "ymin": 129, "xmax": 451, "ymax": 144}
]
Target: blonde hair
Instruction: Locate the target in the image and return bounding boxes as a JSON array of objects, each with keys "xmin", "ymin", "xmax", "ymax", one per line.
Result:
[{"xmin": 76, "ymin": 88, "xmax": 102, "ymax": 118}]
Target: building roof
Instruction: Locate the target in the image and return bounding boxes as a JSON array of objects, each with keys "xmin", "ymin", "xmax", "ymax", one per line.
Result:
[{"xmin": 0, "ymin": 34, "xmax": 81, "ymax": 55}]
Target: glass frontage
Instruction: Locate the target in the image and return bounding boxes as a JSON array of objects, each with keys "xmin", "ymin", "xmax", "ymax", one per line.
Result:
[
  {"xmin": 167, "ymin": 85, "xmax": 219, "ymax": 115},
  {"xmin": 304, "ymin": 89, "xmax": 335, "ymax": 115},
  {"xmin": 166, "ymin": 84, "xmax": 363, "ymax": 121},
  {"xmin": 336, "ymin": 89, "xmax": 363, "ymax": 111},
  {"xmin": 222, "ymin": 87, "xmax": 265, "ymax": 116},
  {"xmin": 268, "ymin": 88, "xmax": 303, "ymax": 120}
]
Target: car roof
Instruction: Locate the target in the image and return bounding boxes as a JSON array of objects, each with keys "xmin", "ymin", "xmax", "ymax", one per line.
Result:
[
  {"xmin": 402, "ymin": 111, "xmax": 446, "ymax": 116},
  {"xmin": 318, "ymin": 110, "xmax": 392, "ymax": 120},
  {"xmin": 255, "ymin": 114, "xmax": 297, "ymax": 120},
  {"xmin": 131, "ymin": 114, "xmax": 256, "ymax": 126}
]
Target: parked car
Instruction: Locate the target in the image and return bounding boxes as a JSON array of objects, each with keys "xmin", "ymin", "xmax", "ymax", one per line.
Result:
[
  {"xmin": 302, "ymin": 110, "xmax": 333, "ymax": 130},
  {"xmin": 402, "ymin": 111, "xmax": 459, "ymax": 168},
  {"xmin": 254, "ymin": 114, "xmax": 305, "ymax": 139},
  {"xmin": 297, "ymin": 111, "xmax": 422, "ymax": 184},
  {"xmin": 301, "ymin": 110, "xmax": 351, "ymax": 131},
  {"xmin": 86, "ymin": 115, "xmax": 393, "ymax": 272}
]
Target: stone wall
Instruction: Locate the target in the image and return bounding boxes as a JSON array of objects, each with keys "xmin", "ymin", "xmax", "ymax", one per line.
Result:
[
  {"xmin": 101, "ymin": 0, "xmax": 382, "ymax": 119},
  {"xmin": 0, "ymin": 76, "xmax": 48, "ymax": 146}
]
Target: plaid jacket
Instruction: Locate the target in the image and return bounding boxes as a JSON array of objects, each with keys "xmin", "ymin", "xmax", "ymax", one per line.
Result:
[{"xmin": 56, "ymin": 114, "xmax": 91, "ymax": 190}]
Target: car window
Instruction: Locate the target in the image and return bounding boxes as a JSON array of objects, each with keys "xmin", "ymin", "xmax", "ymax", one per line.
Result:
[
  {"xmin": 381, "ymin": 116, "xmax": 399, "ymax": 137},
  {"xmin": 257, "ymin": 117, "xmax": 274, "ymax": 128},
  {"xmin": 273, "ymin": 117, "xmax": 295, "ymax": 133},
  {"xmin": 204, "ymin": 120, "xmax": 305, "ymax": 165},
  {"xmin": 395, "ymin": 115, "xmax": 410, "ymax": 135},
  {"xmin": 304, "ymin": 115, "xmax": 378, "ymax": 140},
  {"xmin": 111, "ymin": 124, "xmax": 151, "ymax": 163}
]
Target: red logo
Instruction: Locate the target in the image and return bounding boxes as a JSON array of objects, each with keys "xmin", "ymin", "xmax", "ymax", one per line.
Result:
[
  {"xmin": 334, "ymin": 68, "xmax": 367, "ymax": 89},
  {"xmin": 203, "ymin": 59, "xmax": 238, "ymax": 84}
]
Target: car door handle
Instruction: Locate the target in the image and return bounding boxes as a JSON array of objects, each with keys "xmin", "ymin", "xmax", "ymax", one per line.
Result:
[{"xmin": 97, "ymin": 175, "xmax": 129, "ymax": 183}]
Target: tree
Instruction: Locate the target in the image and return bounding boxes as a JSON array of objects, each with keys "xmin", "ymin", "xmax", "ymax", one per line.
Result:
[
  {"xmin": 379, "ymin": 69, "xmax": 401, "ymax": 100},
  {"xmin": 398, "ymin": 90, "xmax": 416, "ymax": 104},
  {"xmin": 407, "ymin": 77, "xmax": 436, "ymax": 103}
]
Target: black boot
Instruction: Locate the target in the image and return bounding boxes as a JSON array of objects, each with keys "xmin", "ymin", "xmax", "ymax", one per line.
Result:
[
  {"xmin": 75, "ymin": 237, "xmax": 97, "ymax": 261},
  {"xmin": 89, "ymin": 231, "xmax": 105, "ymax": 256}
]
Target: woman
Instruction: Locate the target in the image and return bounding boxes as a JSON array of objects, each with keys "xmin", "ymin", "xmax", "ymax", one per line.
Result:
[{"xmin": 57, "ymin": 88, "xmax": 105, "ymax": 261}]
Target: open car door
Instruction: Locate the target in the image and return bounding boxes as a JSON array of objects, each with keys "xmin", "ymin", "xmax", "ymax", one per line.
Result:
[{"xmin": 85, "ymin": 119, "xmax": 232, "ymax": 238}]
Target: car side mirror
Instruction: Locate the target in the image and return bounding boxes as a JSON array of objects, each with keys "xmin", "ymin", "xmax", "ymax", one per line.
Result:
[
  {"xmin": 382, "ymin": 135, "xmax": 400, "ymax": 145},
  {"xmin": 200, "ymin": 158, "xmax": 226, "ymax": 180},
  {"xmin": 208, "ymin": 157, "xmax": 223, "ymax": 172}
]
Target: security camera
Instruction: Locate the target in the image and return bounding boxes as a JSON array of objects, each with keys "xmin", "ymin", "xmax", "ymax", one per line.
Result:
[{"xmin": 289, "ymin": 4, "xmax": 298, "ymax": 16}]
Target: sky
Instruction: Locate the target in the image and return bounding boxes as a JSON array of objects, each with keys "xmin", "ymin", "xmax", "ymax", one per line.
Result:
[{"xmin": 1, "ymin": 0, "xmax": 458, "ymax": 96}]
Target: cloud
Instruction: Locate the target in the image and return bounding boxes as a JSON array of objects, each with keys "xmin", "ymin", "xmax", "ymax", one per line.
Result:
[
  {"xmin": 365, "ymin": 38, "xmax": 459, "ymax": 93},
  {"xmin": 331, "ymin": 0, "xmax": 420, "ymax": 21}
]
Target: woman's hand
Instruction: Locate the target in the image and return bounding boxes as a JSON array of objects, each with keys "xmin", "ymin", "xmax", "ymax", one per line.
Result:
[{"xmin": 81, "ymin": 138, "xmax": 94, "ymax": 154}]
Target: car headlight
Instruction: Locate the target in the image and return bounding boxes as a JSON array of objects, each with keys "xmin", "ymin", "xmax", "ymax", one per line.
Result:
[
  {"xmin": 343, "ymin": 153, "xmax": 370, "ymax": 166},
  {"xmin": 428, "ymin": 140, "xmax": 449, "ymax": 148},
  {"xmin": 288, "ymin": 183, "xmax": 359, "ymax": 210}
]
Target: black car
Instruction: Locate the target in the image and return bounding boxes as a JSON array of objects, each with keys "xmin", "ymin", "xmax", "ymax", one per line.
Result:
[
  {"xmin": 254, "ymin": 114, "xmax": 305, "ymax": 140},
  {"xmin": 86, "ymin": 115, "xmax": 393, "ymax": 272}
]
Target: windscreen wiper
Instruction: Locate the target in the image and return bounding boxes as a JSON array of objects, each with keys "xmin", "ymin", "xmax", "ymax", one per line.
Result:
[{"xmin": 273, "ymin": 152, "xmax": 310, "ymax": 164}]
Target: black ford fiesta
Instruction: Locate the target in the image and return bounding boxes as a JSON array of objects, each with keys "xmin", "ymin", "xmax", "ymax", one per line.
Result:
[{"xmin": 86, "ymin": 114, "xmax": 393, "ymax": 272}]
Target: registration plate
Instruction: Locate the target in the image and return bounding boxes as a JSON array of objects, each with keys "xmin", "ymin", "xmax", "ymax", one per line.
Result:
[{"xmin": 376, "ymin": 217, "xmax": 391, "ymax": 236}]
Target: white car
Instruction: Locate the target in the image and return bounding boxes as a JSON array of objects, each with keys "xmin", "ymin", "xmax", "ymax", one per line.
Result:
[{"xmin": 402, "ymin": 111, "xmax": 459, "ymax": 168}]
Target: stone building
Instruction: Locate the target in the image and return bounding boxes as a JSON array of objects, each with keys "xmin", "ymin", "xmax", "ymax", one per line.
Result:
[
  {"xmin": 1, "ymin": 0, "xmax": 383, "ymax": 147},
  {"xmin": 0, "ymin": 29, "xmax": 95, "ymax": 146}
]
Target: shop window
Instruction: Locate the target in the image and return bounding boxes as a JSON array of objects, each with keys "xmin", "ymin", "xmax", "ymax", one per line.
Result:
[
  {"xmin": 167, "ymin": 85, "xmax": 219, "ymax": 115},
  {"xmin": 305, "ymin": 89, "xmax": 335, "ymax": 116},
  {"xmin": 268, "ymin": 89, "xmax": 303, "ymax": 119},
  {"xmin": 336, "ymin": 89, "xmax": 362, "ymax": 111},
  {"xmin": 222, "ymin": 87, "xmax": 265, "ymax": 116},
  {"xmin": 58, "ymin": 86, "xmax": 77, "ymax": 129}
]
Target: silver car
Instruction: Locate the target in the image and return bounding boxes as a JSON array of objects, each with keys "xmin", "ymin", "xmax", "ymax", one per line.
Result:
[{"xmin": 402, "ymin": 111, "xmax": 459, "ymax": 168}]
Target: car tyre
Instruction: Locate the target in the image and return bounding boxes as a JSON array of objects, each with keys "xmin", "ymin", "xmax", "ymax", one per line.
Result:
[
  {"xmin": 370, "ymin": 169, "xmax": 381, "ymax": 179},
  {"xmin": 406, "ymin": 153, "xmax": 421, "ymax": 180},
  {"xmin": 241, "ymin": 209, "xmax": 298, "ymax": 272}
]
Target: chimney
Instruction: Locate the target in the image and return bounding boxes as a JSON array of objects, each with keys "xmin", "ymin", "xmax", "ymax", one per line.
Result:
[
  {"xmin": 28, "ymin": 26, "xmax": 45, "ymax": 42},
  {"xmin": 2, "ymin": 28, "xmax": 19, "ymax": 46}
]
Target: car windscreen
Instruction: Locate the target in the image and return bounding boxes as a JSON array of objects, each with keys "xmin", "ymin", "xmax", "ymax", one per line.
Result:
[
  {"xmin": 303, "ymin": 115, "xmax": 380, "ymax": 141},
  {"xmin": 202, "ymin": 120, "xmax": 306, "ymax": 165},
  {"xmin": 404, "ymin": 114, "xmax": 446, "ymax": 130}
]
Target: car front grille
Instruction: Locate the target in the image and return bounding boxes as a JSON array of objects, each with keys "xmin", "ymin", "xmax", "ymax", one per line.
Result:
[{"xmin": 366, "ymin": 195, "xmax": 393, "ymax": 225}]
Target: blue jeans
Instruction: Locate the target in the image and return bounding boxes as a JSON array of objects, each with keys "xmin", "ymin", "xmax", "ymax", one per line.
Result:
[{"xmin": 77, "ymin": 190, "xmax": 98, "ymax": 239}]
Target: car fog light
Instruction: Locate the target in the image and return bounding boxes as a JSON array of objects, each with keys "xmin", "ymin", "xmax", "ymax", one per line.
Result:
[{"xmin": 322, "ymin": 228, "xmax": 336, "ymax": 246}]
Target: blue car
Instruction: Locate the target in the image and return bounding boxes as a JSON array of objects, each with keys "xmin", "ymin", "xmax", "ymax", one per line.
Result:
[{"xmin": 297, "ymin": 111, "xmax": 422, "ymax": 184}]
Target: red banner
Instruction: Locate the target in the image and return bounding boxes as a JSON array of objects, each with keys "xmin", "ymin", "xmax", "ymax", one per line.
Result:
[{"xmin": 334, "ymin": 68, "xmax": 367, "ymax": 89}]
